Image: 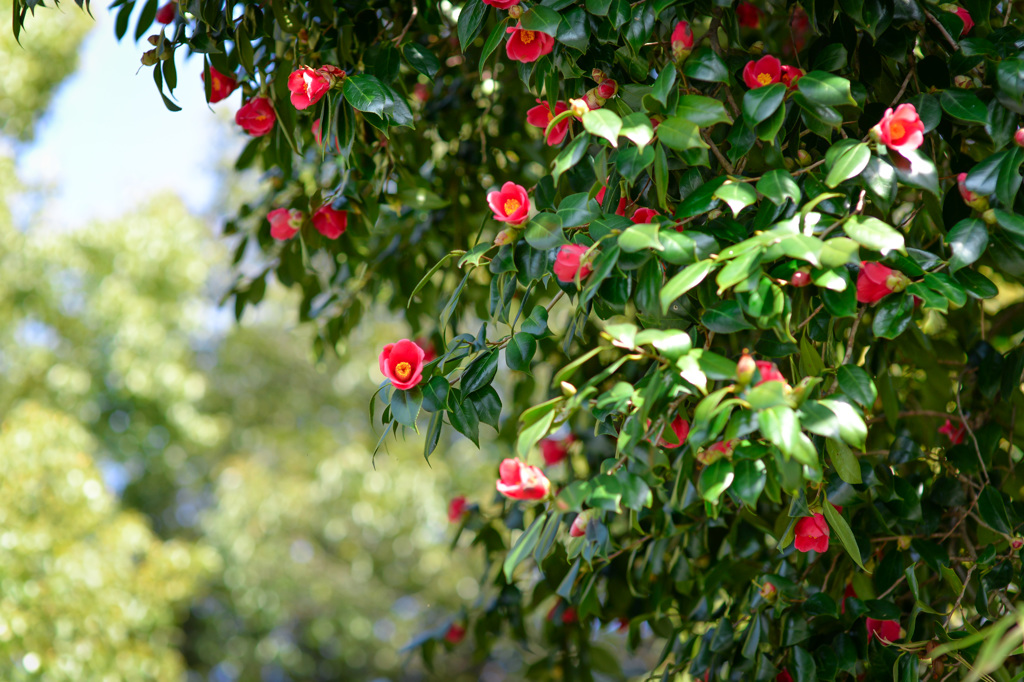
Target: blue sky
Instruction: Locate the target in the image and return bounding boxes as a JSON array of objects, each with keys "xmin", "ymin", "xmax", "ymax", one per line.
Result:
[{"xmin": 19, "ymin": 5, "xmax": 241, "ymax": 226}]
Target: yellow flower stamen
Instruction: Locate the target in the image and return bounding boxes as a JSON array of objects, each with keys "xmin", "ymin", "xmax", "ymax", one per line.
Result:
[
  {"xmin": 889, "ymin": 121, "xmax": 905, "ymax": 140},
  {"xmin": 757, "ymin": 72, "xmax": 773, "ymax": 86},
  {"xmin": 521, "ymin": 30, "xmax": 536, "ymax": 44},
  {"xmin": 504, "ymin": 198, "xmax": 521, "ymax": 215},
  {"xmin": 395, "ymin": 362, "xmax": 412, "ymax": 380}
]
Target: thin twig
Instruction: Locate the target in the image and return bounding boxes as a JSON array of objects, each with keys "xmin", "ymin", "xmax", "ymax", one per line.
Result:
[
  {"xmin": 796, "ymin": 303, "xmax": 825, "ymax": 330},
  {"xmin": 956, "ymin": 369, "xmax": 989, "ymax": 484},
  {"xmin": 392, "ymin": 4, "xmax": 419, "ymax": 44},
  {"xmin": 925, "ymin": 11, "xmax": 960, "ymax": 52},
  {"xmin": 704, "ymin": 132, "xmax": 735, "ymax": 174},
  {"xmin": 891, "ymin": 59, "xmax": 915, "ymax": 106},
  {"xmin": 865, "ymin": 410, "xmax": 963, "ymax": 425}
]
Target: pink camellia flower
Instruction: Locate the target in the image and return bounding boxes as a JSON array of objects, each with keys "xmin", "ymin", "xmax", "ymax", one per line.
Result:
[
  {"xmin": 781, "ymin": 65, "xmax": 804, "ymax": 89},
  {"xmin": 267, "ymin": 208, "xmax": 304, "ymax": 240},
  {"xmin": 288, "ymin": 67, "xmax": 333, "ymax": 110},
  {"xmin": 487, "ymin": 182, "xmax": 531, "ymax": 225},
  {"xmin": 444, "ymin": 623, "xmax": 466, "ymax": 644},
  {"xmin": 483, "ymin": 0, "xmax": 519, "ymax": 7},
  {"xmin": 939, "ymin": 418, "xmax": 966, "ymax": 445},
  {"xmin": 755, "ymin": 360, "xmax": 788, "ymax": 387},
  {"xmin": 597, "ymin": 79, "xmax": 618, "ymax": 99},
  {"xmin": 672, "ymin": 20, "xmax": 694, "ymax": 60},
  {"xmin": 957, "ymin": 172, "xmax": 988, "ymax": 210},
  {"xmin": 155, "ymin": 1, "xmax": 176, "ymax": 23},
  {"xmin": 743, "ymin": 55, "xmax": 782, "ymax": 89},
  {"xmin": 632, "ymin": 208, "xmax": 660, "ymax": 224},
  {"xmin": 505, "ymin": 23, "xmax": 555, "ymax": 63},
  {"xmin": 569, "ymin": 512, "xmax": 589, "ymax": 537},
  {"xmin": 448, "ymin": 496, "xmax": 469, "ymax": 523},
  {"xmin": 657, "ymin": 416, "xmax": 690, "ymax": 449},
  {"xmin": 955, "ymin": 7, "xmax": 973, "ymax": 35},
  {"xmin": 236, "ymin": 97, "xmax": 276, "ymax": 136},
  {"xmin": 496, "ymin": 458, "xmax": 551, "ymax": 500},
  {"xmin": 312, "ymin": 205, "xmax": 347, "ymax": 239},
  {"xmin": 553, "ymin": 244, "xmax": 593, "ymax": 283},
  {"xmin": 777, "ymin": 670, "xmax": 794, "ymax": 682},
  {"xmin": 794, "ymin": 513, "xmax": 830, "ymax": 552},
  {"xmin": 541, "ymin": 435, "xmax": 574, "ymax": 465},
  {"xmin": 526, "ymin": 99, "xmax": 572, "ymax": 146},
  {"xmin": 595, "ymin": 187, "xmax": 628, "ymax": 216},
  {"xmin": 866, "ymin": 618, "xmax": 901, "ymax": 644},
  {"xmin": 1016, "ymin": 129, "xmax": 1024, "ymax": 148},
  {"xmin": 203, "ymin": 66, "xmax": 238, "ymax": 104},
  {"xmin": 873, "ymin": 103, "xmax": 925, "ymax": 152},
  {"xmin": 737, "ymin": 2, "xmax": 761, "ymax": 28},
  {"xmin": 856, "ymin": 261, "xmax": 908, "ymax": 304},
  {"xmin": 379, "ymin": 339, "xmax": 426, "ymax": 390}
]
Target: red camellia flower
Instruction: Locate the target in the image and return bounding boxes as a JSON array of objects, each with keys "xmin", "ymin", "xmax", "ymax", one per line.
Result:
[
  {"xmin": 777, "ymin": 670, "xmax": 794, "ymax": 682},
  {"xmin": 632, "ymin": 208, "xmax": 660, "ymax": 224},
  {"xmin": 955, "ymin": 7, "xmax": 973, "ymax": 35},
  {"xmin": 483, "ymin": 0, "xmax": 519, "ymax": 7},
  {"xmin": 553, "ymin": 244, "xmax": 593, "ymax": 283},
  {"xmin": 505, "ymin": 23, "xmax": 555, "ymax": 63},
  {"xmin": 540, "ymin": 435, "xmax": 574, "ymax": 466},
  {"xmin": 595, "ymin": 187, "xmax": 628, "ymax": 216},
  {"xmin": 866, "ymin": 618, "xmax": 901, "ymax": 644},
  {"xmin": 794, "ymin": 513, "xmax": 830, "ymax": 552},
  {"xmin": 267, "ymin": 208, "xmax": 304, "ymax": 241},
  {"xmin": 671, "ymin": 20, "xmax": 694, "ymax": 60},
  {"xmin": 856, "ymin": 261, "xmax": 906, "ymax": 304},
  {"xmin": 1016, "ymin": 129, "xmax": 1024, "ymax": 148},
  {"xmin": 203, "ymin": 66, "xmax": 238, "ymax": 104},
  {"xmin": 379, "ymin": 339, "xmax": 426, "ymax": 390},
  {"xmin": 781, "ymin": 65, "xmax": 804, "ymax": 89},
  {"xmin": 487, "ymin": 182, "xmax": 531, "ymax": 225},
  {"xmin": 155, "ymin": 1, "xmax": 176, "ymax": 23},
  {"xmin": 737, "ymin": 2, "xmax": 762, "ymax": 28},
  {"xmin": 754, "ymin": 360, "xmax": 788, "ymax": 387},
  {"xmin": 496, "ymin": 458, "xmax": 551, "ymax": 500},
  {"xmin": 444, "ymin": 623, "xmax": 466, "ymax": 644},
  {"xmin": 448, "ymin": 496, "xmax": 469, "ymax": 523},
  {"xmin": 287, "ymin": 67, "xmax": 337, "ymax": 110},
  {"xmin": 526, "ymin": 99, "xmax": 572, "ymax": 146},
  {"xmin": 312, "ymin": 205, "xmax": 347, "ymax": 239},
  {"xmin": 873, "ymin": 103, "xmax": 925, "ymax": 152},
  {"xmin": 236, "ymin": 97, "xmax": 276, "ymax": 136},
  {"xmin": 939, "ymin": 418, "xmax": 966, "ymax": 445},
  {"xmin": 743, "ymin": 55, "xmax": 782, "ymax": 89},
  {"xmin": 657, "ymin": 416, "xmax": 690, "ymax": 449}
]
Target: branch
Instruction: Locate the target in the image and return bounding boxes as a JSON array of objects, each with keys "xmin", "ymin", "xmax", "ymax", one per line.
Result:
[{"xmin": 925, "ymin": 11, "xmax": 960, "ymax": 52}]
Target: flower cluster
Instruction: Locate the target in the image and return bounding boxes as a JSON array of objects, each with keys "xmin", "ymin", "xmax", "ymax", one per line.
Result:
[{"xmin": 743, "ymin": 55, "xmax": 803, "ymax": 90}]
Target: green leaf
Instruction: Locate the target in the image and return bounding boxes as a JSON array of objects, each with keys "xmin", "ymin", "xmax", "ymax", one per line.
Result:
[
  {"xmin": 524, "ymin": 214, "xmax": 566, "ymax": 250},
  {"xmin": 797, "ymin": 71, "xmax": 856, "ymax": 107},
  {"xmin": 682, "ymin": 47, "xmax": 730, "ymax": 83},
  {"xmin": 676, "ymin": 95, "xmax": 732, "ymax": 127},
  {"xmin": 825, "ymin": 142, "xmax": 870, "ymax": 188},
  {"xmin": 619, "ymin": 223, "xmax": 662, "ymax": 252},
  {"xmin": 837, "ymin": 365, "xmax": 877, "ymax": 406},
  {"xmin": 732, "ymin": 459, "xmax": 766, "ymax": 507},
  {"xmin": 520, "ymin": 5, "xmax": 561, "ymax": 34},
  {"xmin": 552, "ymin": 133, "xmax": 590, "ymax": 183},
  {"xmin": 457, "ymin": 0, "xmax": 488, "ymax": 52},
  {"xmin": 823, "ymin": 499, "xmax": 868, "ymax": 571},
  {"xmin": 506, "ymin": 333, "xmax": 537, "ymax": 372},
  {"xmin": 583, "ymin": 109, "xmax": 623, "ymax": 147},
  {"xmin": 794, "ymin": 646, "xmax": 818, "ymax": 682},
  {"xmin": 477, "ymin": 20, "xmax": 508, "ymax": 72},
  {"xmin": 704, "ymin": 300, "xmax": 755, "ymax": 333},
  {"xmin": 757, "ymin": 170, "xmax": 801, "ymax": 206},
  {"xmin": 471, "ymin": 385, "xmax": 501, "ymax": 430},
  {"xmin": 448, "ymin": 396, "xmax": 480, "ymax": 445},
  {"xmin": 620, "ymin": 112, "xmax": 655, "ymax": 152},
  {"xmin": 651, "ymin": 65, "xmax": 677, "ymax": 107},
  {"xmin": 521, "ymin": 305, "xmax": 549, "ymax": 336},
  {"xmin": 461, "ymin": 349, "xmax": 499, "ymax": 394},
  {"xmin": 997, "ymin": 147, "xmax": 1024, "ymax": 209},
  {"xmin": 889, "ymin": 147, "xmax": 940, "ymax": 198},
  {"xmin": 940, "ymin": 89, "xmax": 989, "ymax": 124},
  {"xmin": 716, "ymin": 249, "xmax": 762, "ymax": 291},
  {"xmin": 827, "ymin": 438, "xmax": 862, "ymax": 484},
  {"xmin": 714, "ymin": 182, "xmax": 758, "ymax": 217},
  {"xmin": 503, "ymin": 513, "xmax": 547, "ymax": 580},
  {"xmin": 421, "ymin": 376, "xmax": 451, "ymax": 413},
  {"xmin": 819, "ymin": 238, "xmax": 860, "ymax": 268},
  {"xmin": 872, "ymin": 292, "xmax": 913, "ymax": 339},
  {"xmin": 844, "ymin": 215, "xmax": 905, "ymax": 255},
  {"xmin": 656, "ymin": 117, "xmax": 708, "ymax": 151},
  {"xmin": 820, "ymin": 398, "xmax": 867, "ymax": 450},
  {"xmin": 953, "ymin": 269, "xmax": 998, "ymax": 299},
  {"xmin": 978, "ymin": 485, "xmax": 1011, "ymax": 534},
  {"xmin": 344, "ymin": 74, "xmax": 387, "ymax": 115},
  {"xmin": 699, "ymin": 459, "xmax": 734, "ymax": 502},
  {"xmin": 403, "ymin": 43, "xmax": 441, "ymax": 79},
  {"xmin": 391, "ymin": 387, "xmax": 422, "ymax": 428},
  {"xmin": 661, "ymin": 260, "xmax": 715, "ymax": 312},
  {"xmin": 946, "ymin": 219, "xmax": 989, "ymax": 273},
  {"xmin": 742, "ymin": 83, "xmax": 787, "ymax": 127}
]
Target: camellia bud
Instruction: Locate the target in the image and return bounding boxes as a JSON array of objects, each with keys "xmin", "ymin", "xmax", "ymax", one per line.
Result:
[
  {"xmin": 759, "ymin": 581, "xmax": 777, "ymax": 602},
  {"xmin": 736, "ymin": 352, "xmax": 756, "ymax": 386},
  {"xmin": 796, "ymin": 149, "xmax": 812, "ymax": 166},
  {"xmin": 784, "ymin": 157, "xmax": 796, "ymax": 171},
  {"xmin": 508, "ymin": 4, "xmax": 522, "ymax": 19},
  {"xmin": 494, "ymin": 227, "xmax": 521, "ymax": 246},
  {"xmin": 592, "ymin": 68, "xmax": 608, "ymax": 83},
  {"xmin": 1015, "ymin": 128, "xmax": 1024, "ymax": 148},
  {"xmin": 957, "ymin": 172, "xmax": 989, "ymax": 211},
  {"xmin": 141, "ymin": 49, "xmax": 159, "ymax": 66},
  {"xmin": 147, "ymin": 34, "xmax": 161, "ymax": 45},
  {"xmin": 584, "ymin": 88, "xmax": 605, "ymax": 110},
  {"xmin": 1012, "ymin": 537, "xmax": 1024, "ymax": 550},
  {"xmin": 790, "ymin": 270, "xmax": 811, "ymax": 288},
  {"xmin": 597, "ymin": 79, "xmax": 618, "ymax": 99},
  {"xmin": 954, "ymin": 74, "xmax": 974, "ymax": 89},
  {"xmin": 569, "ymin": 98, "xmax": 590, "ymax": 118},
  {"xmin": 886, "ymin": 269, "xmax": 911, "ymax": 294},
  {"xmin": 983, "ymin": 209, "xmax": 998, "ymax": 225},
  {"xmin": 897, "ymin": 536, "xmax": 911, "ymax": 551}
]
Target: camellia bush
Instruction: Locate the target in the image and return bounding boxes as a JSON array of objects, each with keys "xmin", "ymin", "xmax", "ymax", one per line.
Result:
[{"xmin": 13, "ymin": 0, "xmax": 1024, "ymax": 679}]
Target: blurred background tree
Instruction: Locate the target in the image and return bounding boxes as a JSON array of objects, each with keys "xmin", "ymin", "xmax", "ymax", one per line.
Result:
[{"xmin": 0, "ymin": 6, "xmax": 494, "ymax": 679}]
